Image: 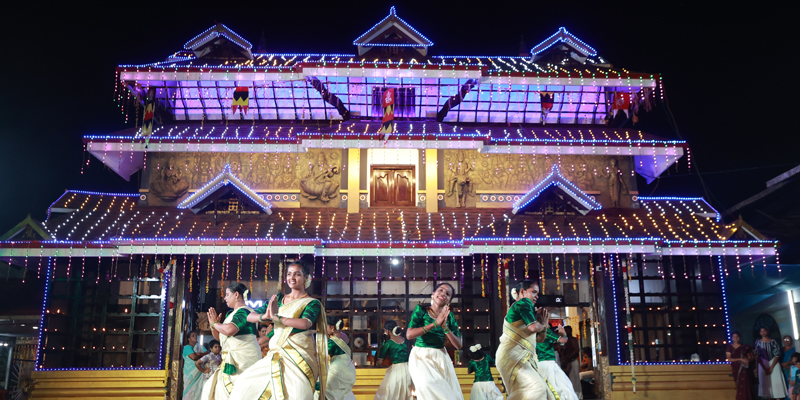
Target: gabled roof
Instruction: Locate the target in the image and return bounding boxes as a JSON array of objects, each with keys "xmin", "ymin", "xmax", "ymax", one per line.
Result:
[
  {"xmin": 184, "ymin": 23, "xmax": 253, "ymax": 59},
  {"xmin": 0, "ymin": 214, "xmax": 51, "ymax": 241},
  {"xmin": 530, "ymin": 27, "xmax": 598, "ymax": 58},
  {"xmin": 512, "ymin": 165, "xmax": 602, "ymax": 215},
  {"xmin": 178, "ymin": 164, "xmax": 272, "ymax": 214},
  {"xmin": 353, "ymin": 6, "xmax": 433, "ymax": 48}
]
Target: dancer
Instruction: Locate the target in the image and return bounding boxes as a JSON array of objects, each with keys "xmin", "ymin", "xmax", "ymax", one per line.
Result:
[
  {"xmin": 200, "ymin": 283, "xmax": 260, "ymax": 400},
  {"xmin": 756, "ymin": 326, "xmax": 789, "ymax": 400},
  {"xmin": 536, "ymin": 323, "xmax": 577, "ymax": 400},
  {"xmin": 183, "ymin": 330, "xmax": 209, "ymax": 400},
  {"xmin": 322, "ymin": 316, "xmax": 357, "ymax": 400},
  {"xmin": 466, "ymin": 344, "xmax": 503, "ymax": 400},
  {"xmin": 495, "ymin": 280, "xmax": 556, "ymax": 400},
  {"xmin": 374, "ymin": 320, "xmax": 413, "ymax": 400},
  {"xmin": 407, "ymin": 282, "xmax": 464, "ymax": 400},
  {"xmin": 228, "ymin": 260, "xmax": 328, "ymax": 400}
]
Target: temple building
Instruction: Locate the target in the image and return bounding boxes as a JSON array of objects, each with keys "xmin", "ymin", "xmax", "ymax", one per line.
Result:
[{"xmin": 0, "ymin": 7, "xmax": 778, "ymax": 400}]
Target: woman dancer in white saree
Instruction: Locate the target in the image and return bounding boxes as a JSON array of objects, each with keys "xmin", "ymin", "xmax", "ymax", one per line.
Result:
[
  {"xmin": 407, "ymin": 282, "xmax": 464, "ymax": 400},
  {"xmin": 320, "ymin": 317, "xmax": 356, "ymax": 400},
  {"xmin": 496, "ymin": 280, "xmax": 557, "ymax": 400},
  {"xmin": 229, "ymin": 260, "xmax": 328, "ymax": 400},
  {"xmin": 201, "ymin": 283, "xmax": 260, "ymax": 400}
]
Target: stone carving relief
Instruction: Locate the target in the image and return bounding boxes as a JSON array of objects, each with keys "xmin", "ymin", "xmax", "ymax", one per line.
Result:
[
  {"xmin": 299, "ymin": 151, "xmax": 340, "ymax": 203},
  {"xmin": 442, "ymin": 151, "xmax": 635, "ymax": 208},
  {"xmin": 150, "ymin": 157, "xmax": 190, "ymax": 202},
  {"xmin": 146, "ymin": 150, "xmax": 342, "ymax": 207},
  {"xmin": 446, "ymin": 150, "xmax": 475, "ymax": 207}
]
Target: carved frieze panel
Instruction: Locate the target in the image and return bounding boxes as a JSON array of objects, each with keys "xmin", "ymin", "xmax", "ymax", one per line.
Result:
[
  {"xmin": 146, "ymin": 150, "xmax": 341, "ymax": 207},
  {"xmin": 442, "ymin": 150, "xmax": 635, "ymax": 208}
]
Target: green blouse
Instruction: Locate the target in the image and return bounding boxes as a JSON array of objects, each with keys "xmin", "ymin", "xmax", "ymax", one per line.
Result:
[
  {"xmin": 468, "ymin": 355, "xmax": 496, "ymax": 382},
  {"xmin": 226, "ymin": 308, "xmax": 258, "ymax": 336},
  {"xmin": 378, "ymin": 339, "xmax": 409, "ymax": 364},
  {"xmin": 505, "ymin": 298, "xmax": 537, "ymax": 326},
  {"xmin": 536, "ymin": 329, "xmax": 561, "ymax": 361},
  {"xmin": 254, "ymin": 294, "xmax": 321, "ymax": 334},
  {"xmin": 328, "ymin": 338, "xmax": 347, "ymax": 357},
  {"xmin": 409, "ymin": 304, "xmax": 460, "ymax": 348}
]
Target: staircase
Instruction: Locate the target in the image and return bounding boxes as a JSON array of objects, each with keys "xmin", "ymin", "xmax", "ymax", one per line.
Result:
[{"xmin": 353, "ymin": 367, "xmax": 505, "ymax": 400}]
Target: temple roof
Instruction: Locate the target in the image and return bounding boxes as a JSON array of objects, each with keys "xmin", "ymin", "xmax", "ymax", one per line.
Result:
[
  {"xmin": 84, "ymin": 122, "xmax": 680, "ymax": 144},
  {"xmin": 353, "ymin": 6, "xmax": 433, "ymax": 49},
  {"xmin": 119, "ymin": 53, "xmax": 627, "ymax": 77},
  {"xmin": 33, "ymin": 191, "xmax": 744, "ymax": 243}
]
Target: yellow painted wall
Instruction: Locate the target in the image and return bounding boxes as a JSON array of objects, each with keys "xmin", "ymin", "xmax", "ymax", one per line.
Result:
[
  {"xmin": 30, "ymin": 369, "xmax": 167, "ymax": 400},
  {"xmin": 609, "ymin": 364, "xmax": 735, "ymax": 400}
]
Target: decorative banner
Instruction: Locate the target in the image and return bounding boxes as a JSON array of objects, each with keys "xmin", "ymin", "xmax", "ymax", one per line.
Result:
[
  {"xmin": 232, "ymin": 86, "xmax": 250, "ymax": 114},
  {"xmin": 539, "ymin": 92, "xmax": 554, "ymax": 124},
  {"xmin": 612, "ymin": 92, "xmax": 630, "ymax": 110},
  {"xmin": 142, "ymin": 87, "xmax": 156, "ymax": 146},
  {"xmin": 380, "ymin": 88, "xmax": 395, "ymax": 138}
]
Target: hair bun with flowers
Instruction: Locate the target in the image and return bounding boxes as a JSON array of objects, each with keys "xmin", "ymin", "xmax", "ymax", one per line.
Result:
[
  {"xmin": 336, "ymin": 319, "xmax": 343, "ymax": 330},
  {"xmin": 243, "ymin": 289, "xmax": 250, "ymax": 302},
  {"xmin": 469, "ymin": 344, "xmax": 482, "ymax": 353},
  {"xmin": 511, "ymin": 287, "xmax": 519, "ymax": 301},
  {"xmin": 392, "ymin": 326, "xmax": 401, "ymax": 336},
  {"xmin": 305, "ymin": 276, "xmax": 312, "ymax": 289}
]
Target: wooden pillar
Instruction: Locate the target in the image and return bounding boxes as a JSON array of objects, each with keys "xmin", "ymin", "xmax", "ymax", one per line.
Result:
[
  {"xmin": 348, "ymin": 149, "xmax": 360, "ymax": 214},
  {"xmin": 425, "ymin": 149, "xmax": 438, "ymax": 213}
]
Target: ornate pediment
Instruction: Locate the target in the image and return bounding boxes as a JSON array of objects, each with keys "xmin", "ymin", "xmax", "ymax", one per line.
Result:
[
  {"xmin": 512, "ymin": 165, "xmax": 601, "ymax": 216},
  {"xmin": 178, "ymin": 164, "xmax": 272, "ymax": 215}
]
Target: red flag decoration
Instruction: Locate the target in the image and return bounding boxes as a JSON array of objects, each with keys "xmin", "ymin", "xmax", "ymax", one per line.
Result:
[
  {"xmin": 539, "ymin": 92, "xmax": 554, "ymax": 112},
  {"xmin": 232, "ymin": 87, "xmax": 250, "ymax": 114},
  {"xmin": 539, "ymin": 92, "xmax": 554, "ymax": 124},
  {"xmin": 612, "ymin": 92, "xmax": 630, "ymax": 110},
  {"xmin": 142, "ymin": 87, "xmax": 156, "ymax": 145},
  {"xmin": 380, "ymin": 88, "xmax": 395, "ymax": 137}
]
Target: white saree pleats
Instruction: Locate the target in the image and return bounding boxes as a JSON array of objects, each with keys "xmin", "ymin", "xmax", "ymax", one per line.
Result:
[
  {"xmin": 495, "ymin": 321, "xmax": 557, "ymax": 400},
  {"xmin": 200, "ymin": 332, "xmax": 260, "ymax": 400},
  {"xmin": 408, "ymin": 346, "xmax": 465, "ymax": 400},
  {"xmin": 469, "ymin": 381, "xmax": 504, "ymax": 400},
  {"xmin": 325, "ymin": 354, "xmax": 356, "ymax": 400},
  {"xmin": 229, "ymin": 329, "xmax": 319, "ymax": 400},
  {"xmin": 374, "ymin": 362, "xmax": 414, "ymax": 400},
  {"xmin": 538, "ymin": 360, "xmax": 579, "ymax": 400}
]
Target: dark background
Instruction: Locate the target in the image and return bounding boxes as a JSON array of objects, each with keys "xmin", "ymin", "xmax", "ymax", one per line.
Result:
[{"xmin": 0, "ymin": 1, "xmax": 795, "ymax": 232}]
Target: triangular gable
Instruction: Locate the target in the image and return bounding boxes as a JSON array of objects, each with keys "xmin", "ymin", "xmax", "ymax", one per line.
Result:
[
  {"xmin": 354, "ymin": 7, "xmax": 433, "ymax": 55},
  {"xmin": 0, "ymin": 214, "xmax": 52, "ymax": 241},
  {"xmin": 178, "ymin": 164, "xmax": 272, "ymax": 214},
  {"xmin": 512, "ymin": 165, "xmax": 601, "ymax": 215},
  {"xmin": 530, "ymin": 27, "xmax": 597, "ymax": 58},
  {"xmin": 720, "ymin": 216, "xmax": 769, "ymax": 241},
  {"xmin": 184, "ymin": 23, "xmax": 253, "ymax": 59}
]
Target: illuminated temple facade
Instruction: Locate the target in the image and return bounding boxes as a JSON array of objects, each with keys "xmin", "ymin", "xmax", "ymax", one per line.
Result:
[{"xmin": 0, "ymin": 8, "xmax": 771, "ymax": 400}]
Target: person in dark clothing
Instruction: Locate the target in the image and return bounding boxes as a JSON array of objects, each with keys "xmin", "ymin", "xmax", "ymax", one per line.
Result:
[{"xmin": 561, "ymin": 326, "xmax": 583, "ymax": 399}]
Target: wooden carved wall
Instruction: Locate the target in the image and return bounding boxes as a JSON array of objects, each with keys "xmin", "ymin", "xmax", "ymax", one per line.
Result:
[
  {"xmin": 146, "ymin": 150, "xmax": 342, "ymax": 208},
  {"xmin": 442, "ymin": 150, "xmax": 636, "ymax": 208}
]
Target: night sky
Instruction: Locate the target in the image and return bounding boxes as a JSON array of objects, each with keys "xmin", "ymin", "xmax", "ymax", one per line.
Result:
[{"xmin": 0, "ymin": 2, "xmax": 795, "ymax": 232}]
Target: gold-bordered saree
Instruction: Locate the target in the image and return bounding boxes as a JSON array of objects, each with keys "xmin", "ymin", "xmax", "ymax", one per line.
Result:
[
  {"xmin": 495, "ymin": 319, "xmax": 560, "ymax": 400},
  {"xmin": 228, "ymin": 297, "xmax": 328, "ymax": 400}
]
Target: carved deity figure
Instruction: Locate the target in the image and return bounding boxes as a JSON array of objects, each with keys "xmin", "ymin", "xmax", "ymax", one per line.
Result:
[
  {"xmin": 151, "ymin": 157, "xmax": 190, "ymax": 202},
  {"xmin": 446, "ymin": 151, "xmax": 474, "ymax": 207},
  {"xmin": 299, "ymin": 152, "xmax": 340, "ymax": 202},
  {"xmin": 273, "ymin": 155, "xmax": 299, "ymax": 189},
  {"xmin": 603, "ymin": 159, "xmax": 628, "ymax": 208},
  {"xmin": 194, "ymin": 155, "xmax": 213, "ymax": 187}
]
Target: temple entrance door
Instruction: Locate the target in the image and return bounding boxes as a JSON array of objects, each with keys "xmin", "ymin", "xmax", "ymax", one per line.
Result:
[{"xmin": 370, "ymin": 166, "xmax": 415, "ymax": 206}]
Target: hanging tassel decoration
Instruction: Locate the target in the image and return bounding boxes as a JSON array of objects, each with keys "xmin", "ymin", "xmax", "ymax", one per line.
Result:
[{"xmin": 571, "ymin": 257, "xmax": 577, "ymax": 291}]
